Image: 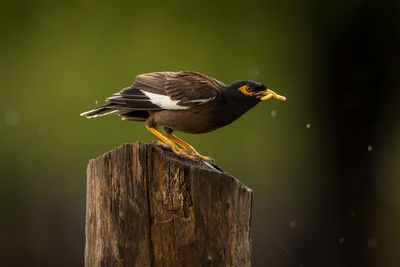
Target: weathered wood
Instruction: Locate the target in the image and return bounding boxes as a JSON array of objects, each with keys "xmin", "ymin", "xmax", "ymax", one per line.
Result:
[{"xmin": 85, "ymin": 142, "xmax": 253, "ymax": 267}]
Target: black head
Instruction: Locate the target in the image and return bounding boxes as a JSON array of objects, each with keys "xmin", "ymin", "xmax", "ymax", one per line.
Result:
[
  {"xmin": 226, "ymin": 80, "xmax": 286, "ymax": 102},
  {"xmin": 210, "ymin": 79, "xmax": 286, "ymax": 128}
]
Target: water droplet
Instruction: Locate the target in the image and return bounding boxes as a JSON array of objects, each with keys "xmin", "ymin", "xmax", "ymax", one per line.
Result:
[
  {"xmin": 306, "ymin": 123, "xmax": 311, "ymax": 129},
  {"xmin": 247, "ymin": 68, "xmax": 260, "ymax": 79},
  {"xmin": 4, "ymin": 110, "xmax": 21, "ymax": 127},
  {"xmin": 270, "ymin": 110, "xmax": 277, "ymax": 117},
  {"xmin": 289, "ymin": 221, "xmax": 297, "ymax": 229},
  {"xmin": 95, "ymin": 100, "xmax": 99, "ymax": 105},
  {"xmin": 367, "ymin": 145, "xmax": 372, "ymax": 152},
  {"xmin": 368, "ymin": 238, "xmax": 378, "ymax": 248},
  {"xmin": 339, "ymin": 237, "xmax": 345, "ymax": 243}
]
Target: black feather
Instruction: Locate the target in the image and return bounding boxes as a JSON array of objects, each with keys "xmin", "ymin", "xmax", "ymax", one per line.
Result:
[{"xmin": 106, "ymin": 93, "xmax": 162, "ymax": 110}]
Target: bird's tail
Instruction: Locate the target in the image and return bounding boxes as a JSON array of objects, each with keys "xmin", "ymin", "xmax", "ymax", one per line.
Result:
[{"xmin": 80, "ymin": 105, "xmax": 119, "ymax": 118}]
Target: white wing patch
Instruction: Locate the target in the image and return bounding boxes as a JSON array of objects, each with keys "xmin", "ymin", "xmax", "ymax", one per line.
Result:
[{"xmin": 142, "ymin": 91, "xmax": 189, "ymax": 110}]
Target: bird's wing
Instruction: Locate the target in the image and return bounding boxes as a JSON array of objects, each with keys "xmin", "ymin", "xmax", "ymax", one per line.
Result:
[
  {"xmin": 164, "ymin": 71, "xmax": 224, "ymax": 106},
  {"xmin": 106, "ymin": 72, "xmax": 223, "ymax": 111}
]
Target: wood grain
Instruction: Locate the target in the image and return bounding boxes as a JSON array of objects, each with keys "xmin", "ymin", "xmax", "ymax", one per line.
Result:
[{"xmin": 85, "ymin": 142, "xmax": 253, "ymax": 267}]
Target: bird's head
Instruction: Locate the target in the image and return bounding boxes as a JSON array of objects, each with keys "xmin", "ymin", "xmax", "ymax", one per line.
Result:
[{"xmin": 228, "ymin": 80, "xmax": 286, "ymax": 102}]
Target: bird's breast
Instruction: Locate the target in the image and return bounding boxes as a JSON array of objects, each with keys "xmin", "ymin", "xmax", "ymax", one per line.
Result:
[{"xmin": 210, "ymin": 97, "xmax": 259, "ymax": 128}]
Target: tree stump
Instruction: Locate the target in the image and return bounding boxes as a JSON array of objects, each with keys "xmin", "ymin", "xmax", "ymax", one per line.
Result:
[{"xmin": 84, "ymin": 142, "xmax": 253, "ymax": 267}]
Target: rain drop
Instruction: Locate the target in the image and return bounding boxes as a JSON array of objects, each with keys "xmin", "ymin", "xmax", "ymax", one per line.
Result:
[
  {"xmin": 4, "ymin": 110, "xmax": 21, "ymax": 127},
  {"xmin": 248, "ymin": 68, "xmax": 260, "ymax": 79},
  {"xmin": 367, "ymin": 145, "xmax": 372, "ymax": 152},
  {"xmin": 270, "ymin": 110, "xmax": 277, "ymax": 117},
  {"xmin": 95, "ymin": 100, "xmax": 99, "ymax": 105},
  {"xmin": 306, "ymin": 123, "xmax": 311, "ymax": 129}
]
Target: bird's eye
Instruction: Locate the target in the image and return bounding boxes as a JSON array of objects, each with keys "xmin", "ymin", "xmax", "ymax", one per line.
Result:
[{"xmin": 246, "ymin": 85, "xmax": 252, "ymax": 92}]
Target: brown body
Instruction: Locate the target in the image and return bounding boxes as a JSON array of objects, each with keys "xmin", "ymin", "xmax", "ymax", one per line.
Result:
[{"xmin": 147, "ymin": 106, "xmax": 218, "ymax": 134}]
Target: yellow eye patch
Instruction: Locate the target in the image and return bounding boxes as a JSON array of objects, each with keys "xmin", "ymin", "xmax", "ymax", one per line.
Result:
[{"xmin": 238, "ymin": 85, "xmax": 255, "ymax": 96}]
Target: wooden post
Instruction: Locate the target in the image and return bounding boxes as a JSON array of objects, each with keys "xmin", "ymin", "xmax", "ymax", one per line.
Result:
[{"xmin": 84, "ymin": 142, "xmax": 253, "ymax": 267}]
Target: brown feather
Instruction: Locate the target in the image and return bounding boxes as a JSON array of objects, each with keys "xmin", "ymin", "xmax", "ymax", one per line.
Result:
[
  {"xmin": 165, "ymin": 72, "xmax": 223, "ymax": 105},
  {"xmin": 123, "ymin": 71, "xmax": 224, "ymax": 106}
]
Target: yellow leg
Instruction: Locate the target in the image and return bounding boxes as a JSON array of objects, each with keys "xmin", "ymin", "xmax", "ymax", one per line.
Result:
[
  {"xmin": 146, "ymin": 126, "xmax": 196, "ymax": 159},
  {"xmin": 146, "ymin": 126, "xmax": 180, "ymax": 153},
  {"xmin": 165, "ymin": 132, "xmax": 213, "ymax": 162}
]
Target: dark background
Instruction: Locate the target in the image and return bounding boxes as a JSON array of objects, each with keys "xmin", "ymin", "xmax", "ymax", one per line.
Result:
[{"xmin": 1, "ymin": 0, "xmax": 399, "ymax": 266}]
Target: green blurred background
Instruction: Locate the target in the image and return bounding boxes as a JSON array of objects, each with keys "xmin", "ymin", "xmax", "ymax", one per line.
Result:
[{"xmin": 1, "ymin": 0, "xmax": 399, "ymax": 266}]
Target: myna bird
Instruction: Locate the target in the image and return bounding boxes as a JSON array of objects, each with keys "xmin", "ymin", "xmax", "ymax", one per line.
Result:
[{"xmin": 81, "ymin": 71, "xmax": 286, "ymax": 162}]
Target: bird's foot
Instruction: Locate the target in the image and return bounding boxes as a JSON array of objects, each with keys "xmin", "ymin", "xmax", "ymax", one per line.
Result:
[
  {"xmin": 161, "ymin": 133, "xmax": 215, "ymax": 163},
  {"xmin": 177, "ymin": 150, "xmax": 198, "ymax": 160},
  {"xmin": 156, "ymin": 141, "xmax": 213, "ymax": 163},
  {"xmin": 190, "ymin": 153, "xmax": 214, "ymax": 163},
  {"xmin": 157, "ymin": 141, "xmax": 197, "ymax": 160},
  {"xmin": 157, "ymin": 141, "xmax": 182, "ymax": 155},
  {"xmin": 195, "ymin": 153, "xmax": 214, "ymax": 163},
  {"xmin": 156, "ymin": 141, "xmax": 170, "ymax": 149},
  {"xmin": 183, "ymin": 147, "xmax": 214, "ymax": 163}
]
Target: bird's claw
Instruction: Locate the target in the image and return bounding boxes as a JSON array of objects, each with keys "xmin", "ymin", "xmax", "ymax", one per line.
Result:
[
  {"xmin": 183, "ymin": 148, "xmax": 214, "ymax": 163},
  {"xmin": 157, "ymin": 141, "xmax": 170, "ymax": 148},
  {"xmin": 178, "ymin": 150, "xmax": 197, "ymax": 160},
  {"xmin": 157, "ymin": 141, "xmax": 181, "ymax": 154},
  {"xmin": 156, "ymin": 141, "xmax": 214, "ymax": 163},
  {"xmin": 157, "ymin": 141, "xmax": 196, "ymax": 160},
  {"xmin": 198, "ymin": 155, "xmax": 215, "ymax": 163},
  {"xmin": 189, "ymin": 152, "xmax": 214, "ymax": 163}
]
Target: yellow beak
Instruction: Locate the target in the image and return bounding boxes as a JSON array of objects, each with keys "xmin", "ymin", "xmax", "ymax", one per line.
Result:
[{"xmin": 260, "ymin": 89, "xmax": 286, "ymax": 101}]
